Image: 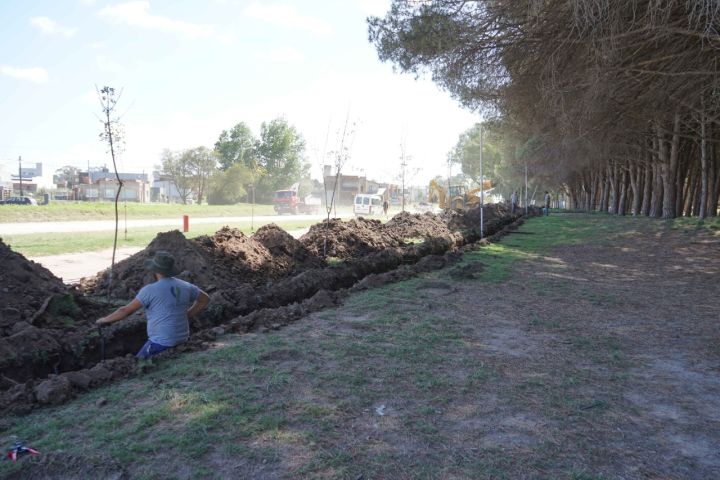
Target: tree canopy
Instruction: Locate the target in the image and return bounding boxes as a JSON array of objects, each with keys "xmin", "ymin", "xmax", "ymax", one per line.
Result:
[
  {"xmin": 370, "ymin": 1, "xmax": 720, "ymax": 218},
  {"xmin": 214, "ymin": 122, "xmax": 256, "ymax": 171},
  {"xmin": 255, "ymin": 118, "xmax": 309, "ymax": 201}
]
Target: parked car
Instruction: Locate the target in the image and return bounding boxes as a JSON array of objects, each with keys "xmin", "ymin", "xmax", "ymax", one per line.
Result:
[
  {"xmin": 353, "ymin": 193, "xmax": 383, "ymax": 216},
  {"xmin": 0, "ymin": 196, "xmax": 38, "ymax": 205}
]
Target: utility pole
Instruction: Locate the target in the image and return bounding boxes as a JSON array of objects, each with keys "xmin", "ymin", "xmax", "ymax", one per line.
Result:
[
  {"xmin": 400, "ymin": 145, "xmax": 408, "ymax": 212},
  {"xmin": 479, "ymin": 124, "xmax": 484, "ymax": 239},
  {"xmin": 18, "ymin": 156, "xmax": 23, "ymax": 196}
]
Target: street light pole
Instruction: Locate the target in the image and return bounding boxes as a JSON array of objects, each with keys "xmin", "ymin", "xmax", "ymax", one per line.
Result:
[
  {"xmin": 525, "ymin": 162, "xmax": 528, "ymax": 215},
  {"xmin": 400, "ymin": 144, "xmax": 408, "ymax": 212}
]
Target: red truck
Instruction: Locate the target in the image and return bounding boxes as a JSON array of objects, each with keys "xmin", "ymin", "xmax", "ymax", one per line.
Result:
[{"xmin": 273, "ymin": 189, "xmax": 321, "ymax": 215}]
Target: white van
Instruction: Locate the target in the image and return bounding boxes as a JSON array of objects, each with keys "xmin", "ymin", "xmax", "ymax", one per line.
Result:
[{"xmin": 353, "ymin": 194, "xmax": 383, "ymax": 216}]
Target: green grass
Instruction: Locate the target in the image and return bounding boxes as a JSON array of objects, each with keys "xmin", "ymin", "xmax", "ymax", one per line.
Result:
[
  {"xmin": 0, "ymin": 202, "xmax": 281, "ymax": 223},
  {"xmin": 3, "ymin": 219, "xmax": 317, "ymax": 257},
  {"xmin": 0, "ymin": 213, "xmax": 704, "ymax": 478},
  {"xmin": 446, "ymin": 214, "xmax": 656, "ymax": 283}
]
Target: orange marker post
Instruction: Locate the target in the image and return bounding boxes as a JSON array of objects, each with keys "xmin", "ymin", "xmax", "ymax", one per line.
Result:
[{"xmin": 182, "ymin": 215, "xmax": 189, "ymax": 233}]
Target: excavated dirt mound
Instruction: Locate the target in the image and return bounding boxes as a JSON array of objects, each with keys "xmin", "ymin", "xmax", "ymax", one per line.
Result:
[
  {"xmin": 85, "ymin": 227, "xmax": 326, "ymax": 299},
  {"xmin": 83, "ymin": 230, "xmax": 208, "ymax": 299},
  {"xmin": 299, "ymin": 218, "xmax": 406, "ymax": 259},
  {"xmin": 384, "ymin": 211, "xmax": 455, "ymax": 240},
  {"xmin": 195, "ymin": 227, "xmax": 277, "ymax": 285},
  {"xmin": 0, "ymin": 238, "xmax": 67, "ymax": 324},
  {"xmin": 252, "ymin": 223, "xmax": 323, "ymax": 272},
  {"xmin": 199, "ymin": 224, "xmax": 323, "ymax": 283}
]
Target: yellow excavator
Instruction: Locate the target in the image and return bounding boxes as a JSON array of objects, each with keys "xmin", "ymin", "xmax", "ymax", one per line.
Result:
[{"xmin": 429, "ymin": 179, "xmax": 492, "ymax": 210}]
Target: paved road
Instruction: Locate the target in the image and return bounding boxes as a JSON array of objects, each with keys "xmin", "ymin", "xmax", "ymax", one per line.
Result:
[
  {"xmin": 0, "ymin": 213, "xmax": 351, "ymax": 235},
  {"xmin": 29, "ymin": 227, "xmax": 312, "ymax": 284}
]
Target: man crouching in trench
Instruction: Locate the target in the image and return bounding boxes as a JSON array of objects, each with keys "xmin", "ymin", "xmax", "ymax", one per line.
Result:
[{"xmin": 96, "ymin": 251, "xmax": 210, "ymax": 359}]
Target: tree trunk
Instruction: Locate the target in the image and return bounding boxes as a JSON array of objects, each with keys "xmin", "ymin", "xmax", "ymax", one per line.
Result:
[
  {"xmin": 618, "ymin": 163, "xmax": 629, "ymax": 215},
  {"xmin": 658, "ymin": 113, "xmax": 681, "ymax": 219},
  {"xmin": 609, "ymin": 162, "xmax": 620, "ymax": 214},
  {"xmin": 641, "ymin": 154, "xmax": 652, "ymax": 216},
  {"xmin": 699, "ymin": 109, "xmax": 708, "ymax": 219},
  {"xmin": 684, "ymin": 161, "xmax": 698, "ymax": 217},
  {"xmin": 709, "ymin": 135, "xmax": 718, "ymax": 217},
  {"xmin": 630, "ymin": 162, "xmax": 641, "ymax": 215},
  {"xmin": 707, "ymin": 128, "xmax": 716, "ymax": 217},
  {"xmin": 600, "ymin": 167, "xmax": 610, "ymax": 212},
  {"xmin": 675, "ymin": 142, "xmax": 688, "ymax": 217},
  {"xmin": 650, "ymin": 136, "xmax": 664, "ymax": 219}
]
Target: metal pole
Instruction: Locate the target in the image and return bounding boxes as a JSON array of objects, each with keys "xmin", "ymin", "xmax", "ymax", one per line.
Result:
[
  {"xmin": 401, "ymin": 151, "xmax": 407, "ymax": 213},
  {"xmin": 525, "ymin": 162, "xmax": 528, "ymax": 215},
  {"xmin": 251, "ymin": 183, "xmax": 255, "ymax": 232},
  {"xmin": 18, "ymin": 156, "xmax": 23, "ymax": 196},
  {"xmin": 479, "ymin": 124, "xmax": 484, "ymax": 239}
]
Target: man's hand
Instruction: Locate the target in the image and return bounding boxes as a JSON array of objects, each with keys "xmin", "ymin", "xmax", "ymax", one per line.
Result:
[
  {"xmin": 96, "ymin": 299, "xmax": 143, "ymax": 327},
  {"xmin": 187, "ymin": 290, "xmax": 210, "ymax": 319}
]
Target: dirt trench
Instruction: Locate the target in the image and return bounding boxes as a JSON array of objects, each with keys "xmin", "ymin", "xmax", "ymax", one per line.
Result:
[{"xmin": 0, "ymin": 206, "xmax": 532, "ymax": 413}]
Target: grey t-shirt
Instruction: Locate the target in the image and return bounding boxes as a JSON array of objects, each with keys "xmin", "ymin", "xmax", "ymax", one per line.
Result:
[{"xmin": 136, "ymin": 277, "xmax": 200, "ymax": 347}]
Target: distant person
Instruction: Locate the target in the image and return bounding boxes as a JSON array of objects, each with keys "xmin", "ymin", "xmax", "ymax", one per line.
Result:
[
  {"xmin": 544, "ymin": 191, "xmax": 551, "ymax": 216},
  {"xmin": 382, "ymin": 199, "xmax": 389, "ymax": 217},
  {"xmin": 96, "ymin": 251, "xmax": 210, "ymax": 359},
  {"xmin": 510, "ymin": 191, "xmax": 518, "ymax": 214}
]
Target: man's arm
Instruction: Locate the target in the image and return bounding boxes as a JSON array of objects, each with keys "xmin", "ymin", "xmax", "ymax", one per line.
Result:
[
  {"xmin": 187, "ymin": 290, "xmax": 210, "ymax": 319},
  {"xmin": 96, "ymin": 299, "xmax": 143, "ymax": 326}
]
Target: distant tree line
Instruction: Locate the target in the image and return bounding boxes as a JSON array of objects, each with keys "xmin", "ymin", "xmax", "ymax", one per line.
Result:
[
  {"xmin": 160, "ymin": 117, "xmax": 310, "ymax": 205},
  {"xmin": 370, "ymin": 1, "xmax": 720, "ymax": 217}
]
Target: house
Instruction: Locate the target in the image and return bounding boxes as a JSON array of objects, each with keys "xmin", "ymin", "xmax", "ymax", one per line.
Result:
[
  {"xmin": 151, "ymin": 171, "xmax": 195, "ymax": 203},
  {"xmin": 0, "ymin": 182, "xmax": 12, "ymax": 201},
  {"xmin": 71, "ymin": 167, "xmax": 151, "ymax": 202},
  {"xmin": 9, "ymin": 162, "xmax": 42, "ymax": 195},
  {"xmin": 323, "ymin": 165, "xmax": 368, "ymax": 205}
]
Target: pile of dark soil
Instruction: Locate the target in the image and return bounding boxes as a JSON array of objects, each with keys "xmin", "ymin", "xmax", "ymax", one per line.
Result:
[
  {"xmin": 299, "ymin": 218, "xmax": 406, "ymax": 259},
  {"xmin": 442, "ymin": 203, "xmax": 530, "ymax": 235},
  {"xmin": 384, "ymin": 211, "xmax": 456, "ymax": 240},
  {"xmin": 0, "ymin": 238, "xmax": 67, "ymax": 323},
  {"xmin": 82, "ymin": 230, "xmax": 209, "ymax": 299},
  {"xmin": 202, "ymin": 224, "xmax": 323, "ymax": 285},
  {"xmin": 85, "ymin": 226, "xmax": 324, "ymax": 299}
]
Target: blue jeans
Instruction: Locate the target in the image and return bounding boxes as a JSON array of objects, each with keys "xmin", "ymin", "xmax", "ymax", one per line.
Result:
[{"xmin": 136, "ymin": 340, "xmax": 172, "ymax": 359}]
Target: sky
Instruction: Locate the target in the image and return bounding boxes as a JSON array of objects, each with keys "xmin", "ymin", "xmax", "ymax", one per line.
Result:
[{"xmin": 0, "ymin": 0, "xmax": 478, "ymax": 187}]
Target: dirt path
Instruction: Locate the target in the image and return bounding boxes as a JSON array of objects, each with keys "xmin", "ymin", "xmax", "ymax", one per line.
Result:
[{"xmin": 3, "ymin": 216, "xmax": 719, "ymax": 479}]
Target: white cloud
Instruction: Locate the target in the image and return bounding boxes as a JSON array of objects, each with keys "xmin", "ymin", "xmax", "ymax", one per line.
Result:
[
  {"xmin": 0, "ymin": 65, "xmax": 48, "ymax": 84},
  {"xmin": 30, "ymin": 16, "xmax": 78, "ymax": 37},
  {"xmin": 98, "ymin": 1, "xmax": 215, "ymax": 38},
  {"xmin": 254, "ymin": 47, "xmax": 305, "ymax": 63},
  {"xmin": 245, "ymin": 3, "xmax": 332, "ymax": 37}
]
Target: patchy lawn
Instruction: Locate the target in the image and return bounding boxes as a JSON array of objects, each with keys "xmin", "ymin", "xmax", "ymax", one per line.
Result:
[
  {"xmin": 3, "ymin": 219, "xmax": 318, "ymax": 257},
  {"xmin": 2, "ymin": 214, "xmax": 719, "ymax": 479},
  {"xmin": 0, "ymin": 202, "xmax": 277, "ymax": 223}
]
